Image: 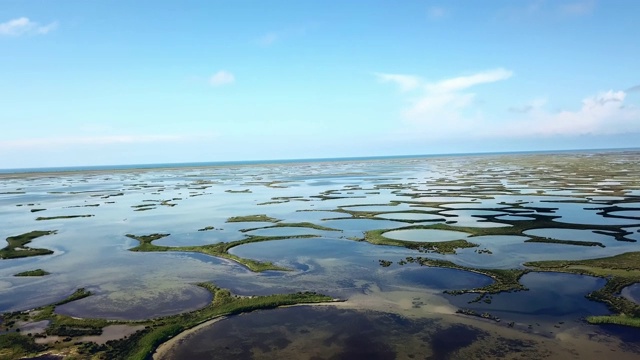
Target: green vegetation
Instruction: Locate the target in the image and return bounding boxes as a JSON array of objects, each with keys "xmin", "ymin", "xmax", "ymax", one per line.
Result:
[
  {"xmin": 14, "ymin": 269, "xmax": 50, "ymax": 277},
  {"xmin": 226, "ymin": 214, "xmax": 280, "ymax": 223},
  {"xmin": 0, "ymin": 283, "xmax": 334, "ymax": 360},
  {"xmin": 399, "ymin": 256, "xmax": 528, "ymax": 300},
  {"xmin": 127, "ymin": 232, "xmax": 322, "ymax": 272},
  {"xmin": 124, "ymin": 285, "xmax": 333, "ymax": 360},
  {"xmin": 36, "ymin": 215, "xmax": 94, "ymax": 221},
  {"xmin": 239, "ymin": 222, "xmax": 340, "ymax": 233},
  {"xmin": 363, "ymin": 228, "xmax": 478, "ymax": 254},
  {"xmin": 587, "ymin": 314, "xmax": 640, "ymax": 327},
  {"xmin": 456, "ymin": 308, "xmax": 501, "ymax": 322},
  {"xmin": 524, "ymin": 238, "xmax": 605, "ymax": 247},
  {"xmin": 225, "ymin": 189, "xmax": 251, "ymax": 193},
  {"xmin": 526, "ymin": 252, "xmax": 640, "ymax": 327},
  {"xmin": 197, "ymin": 226, "xmax": 220, "ymax": 231},
  {"xmin": 0, "ymin": 230, "xmax": 56, "ymax": 259},
  {"xmin": 0, "ymin": 332, "xmax": 45, "ymax": 360}
]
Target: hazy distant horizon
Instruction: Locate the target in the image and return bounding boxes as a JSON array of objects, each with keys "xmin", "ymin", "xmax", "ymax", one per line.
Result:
[{"xmin": 2, "ymin": 146, "xmax": 638, "ymax": 174}]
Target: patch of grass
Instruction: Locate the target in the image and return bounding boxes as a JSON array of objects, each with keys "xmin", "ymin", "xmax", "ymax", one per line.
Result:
[
  {"xmin": 586, "ymin": 315, "xmax": 640, "ymax": 327},
  {"xmin": 0, "ymin": 230, "xmax": 56, "ymax": 259},
  {"xmin": 239, "ymin": 222, "xmax": 340, "ymax": 233},
  {"xmin": 400, "ymin": 256, "xmax": 528, "ymax": 299},
  {"xmin": 0, "ymin": 332, "xmax": 45, "ymax": 359},
  {"xmin": 524, "ymin": 238, "xmax": 605, "ymax": 247},
  {"xmin": 127, "ymin": 232, "xmax": 320, "ymax": 272},
  {"xmin": 226, "ymin": 214, "xmax": 280, "ymax": 223},
  {"xmin": 363, "ymin": 228, "xmax": 478, "ymax": 254},
  {"xmin": 14, "ymin": 269, "xmax": 50, "ymax": 277},
  {"xmin": 35, "ymin": 215, "xmax": 94, "ymax": 220}
]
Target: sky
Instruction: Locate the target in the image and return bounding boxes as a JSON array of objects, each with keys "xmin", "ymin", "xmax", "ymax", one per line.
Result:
[{"xmin": 1, "ymin": 0, "xmax": 639, "ymax": 168}]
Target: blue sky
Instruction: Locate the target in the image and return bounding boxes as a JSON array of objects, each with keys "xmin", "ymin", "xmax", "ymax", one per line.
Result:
[{"xmin": 1, "ymin": 0, "xmax": 639, "ymax": 168}]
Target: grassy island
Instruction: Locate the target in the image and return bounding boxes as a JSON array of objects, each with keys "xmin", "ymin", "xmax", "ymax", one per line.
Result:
[
  {"xmin": 226, "ymin": 214, "xmax": 280, "ymax": 223},
  {"xmin": 0, "ymin": 230, "xmax": 56, "ymax": 259},
  {"xmin": 525, "ymin": 252, "xmax": 640, "ymax": 327},
  {"xmin": 14, "ymin": 269, "xmax": 50, "ymax": 277},
  {"xmin": 397, "ymin": 256, "xmax": 529, "ymax": 301},
  {"xmin": 36, "ymin": 215, "xmax": 94, "ymax": 221},
  {"xmin": 126, "ymin": 233, "xmax": 322, "ymax": 272},
  {"xmin": 239, "ymin": 222, "xmax": 340, "ymax": 233},
  {"xmin": 363, "ymin": 227, "xmax": 478, "ymax": 254}
]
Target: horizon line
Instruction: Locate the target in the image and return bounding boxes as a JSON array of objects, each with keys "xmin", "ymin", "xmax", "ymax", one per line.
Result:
[{"xmin": 2, "ymin": 146, "xmax": 639, "ymax": 175}]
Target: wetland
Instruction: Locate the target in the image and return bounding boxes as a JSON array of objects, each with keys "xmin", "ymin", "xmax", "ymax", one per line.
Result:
[{"xmin": 1, "ymin": 150, "xmax": 640, "ymax": 359}]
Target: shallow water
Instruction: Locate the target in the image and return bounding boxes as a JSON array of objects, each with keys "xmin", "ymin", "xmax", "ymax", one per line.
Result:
[
  {"xmin": 2, "ymin": 151, "xmax": 640, "ymax": 357},
  {"xmin": 383, "ymin": 229, "xmax": 470, "ymax": 242}
]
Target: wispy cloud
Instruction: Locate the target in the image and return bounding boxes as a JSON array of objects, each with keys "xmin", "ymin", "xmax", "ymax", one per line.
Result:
[
  {"xmin": 499, "ymin": 90, "xmax": 640, "ymax": 137},
  {"xmin": 378, "ymin": 69, "xmax": 639, "ymax": 141},
  {"xmin": 255, "ymin": 24, "xmax": 314, "ymax": 47},
  {"xmin": 376, "ymin": 68, "xmax": 512, "ymax": 130},
  {"xmin": 499, "ymin": 0, "xmax": 595, "ymax": 21},
  {"xmin": 209, "ymin": 71, "xmax": 235, "ymax": 87},
  {"xmin": 258, "ymin": 32, "xmax": 279, "ymax": 46},
  {"xmin": 427, "ymin": 6, "xmax": 447, "ymax": 19},
  {"xmin": 559, "ymin": 0, "xmax": 596, "ymax": 16},
  {"xmin": 0, "ymin": 17, "xmax": 58, "ymax": 36},
  {"xmin": 375, "ymin": 73, "xmax": 421, "ymax": 92},
  {"xmin": 626, "ymin": 84, "xmax": 640, "ymax": 93},
  {"xmin": 426, "ymin": 68, "xmax": 513, "ymax": 93}
]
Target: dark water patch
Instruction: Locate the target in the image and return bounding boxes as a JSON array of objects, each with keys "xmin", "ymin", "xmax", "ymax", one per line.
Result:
[
  {"xmin": 430, "ymin": 324, "xmax": 483, "ymax": 360},
  {"xmin": 165, "ymin": 306, "xmax": 490, "ymax": 360},
  {"xmin": 597, "ymin": 324, "xmax": 640, "ymax": 345},
  {"xmin": 395, "ymin": 267, "xmax": 493, "ymax": 291},
  {"xmin": 447, "ymin": 272, "xmax": 610, "ymax": 324},
  {"xmin": 621, "ymin": 283, "xmax": 640, "ymax": 305}
]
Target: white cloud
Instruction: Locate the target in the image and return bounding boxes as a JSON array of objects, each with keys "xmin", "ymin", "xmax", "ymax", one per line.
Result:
[
  {"xmin": 426, "ymin": 68, "xmax": 513, "ymax": 93},
  {"xmin": 258, "ymin": 32, "xmax": 278, "ymax": 46},
  {"xmin": 209, "ymin": 71, "xmax": 235, "ymax": 87},
  {"xmin": 0, "ymin": 17, "xmax": 58, "ymax": 36},
  {"xmin": 377, "ymin": 68, "xmax": 513, "ymax": 132},
  {"xmin": 559, "ymin": 0, "xmax": 595, "ymax": 16},
  {"xmin": 377, "ymin": 68, "xmax": 639, "ymax": 142},
  {"xmin": 375, "ymin": 73, "xmax": 421, "ymax": 92},
  {"xmin": 427, "ymin": 6, "xmax": 447, "ymax": 19},
  {"xmin": 500, "ymin": 90, "xmax": 640, "ymax": 137}
]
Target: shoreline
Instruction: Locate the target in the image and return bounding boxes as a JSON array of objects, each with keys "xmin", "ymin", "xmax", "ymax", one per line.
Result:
[{"xmin": 152, "ymin": 316, "xmax": 227, "ymax": 360}]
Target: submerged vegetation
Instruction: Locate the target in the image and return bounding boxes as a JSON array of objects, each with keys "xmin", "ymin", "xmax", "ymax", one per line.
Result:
[{"xmin": 0, "ymin": 230, "xmax": 56, "ymax": 259}]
